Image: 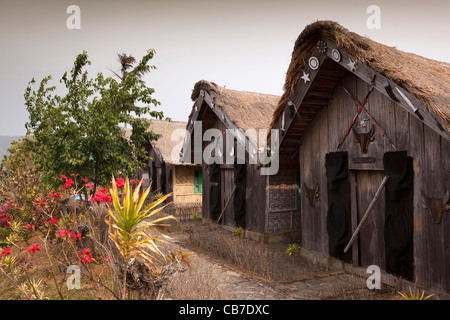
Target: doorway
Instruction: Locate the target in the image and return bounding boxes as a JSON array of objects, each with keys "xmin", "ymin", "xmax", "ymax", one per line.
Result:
[
  {"xmin": 221, "ymin": 167, "xmax": 235, "ymax": 227},
  {"xmin": 352, "ymin": 170, "xmax": 386, "ymax": 269}
]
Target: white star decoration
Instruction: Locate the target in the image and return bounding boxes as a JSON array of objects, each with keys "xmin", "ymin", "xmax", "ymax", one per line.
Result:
[
  {"xmin": 301, "ymin": 71, "xmax": 310, "ymax": 83},
  {"xmin": 347, "ymin": 59, "xmax": 356, "ymax": 72}
]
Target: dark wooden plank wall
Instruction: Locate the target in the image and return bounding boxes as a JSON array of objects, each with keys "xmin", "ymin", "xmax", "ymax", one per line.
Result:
[
  {"xmin": 246, "ymin": 163, "xmax": 267, "ymax": 234},
  {"xmin": 198, "ymin": 113, "xmax": 268, "ymax": 234},
  {"xmin": 299, "ymin": 71, "xmax": 449, "ymax": 292}
]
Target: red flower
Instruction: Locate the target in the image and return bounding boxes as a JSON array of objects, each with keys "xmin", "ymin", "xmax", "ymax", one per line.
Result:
[
  {"xmin": 85, "ymin": 182, "xmax": 95, "ymax": 189},
  {"xmin": 60, "ymin": 174, "xmax": 67, "ymax": 180},
  {"xmin": 82, "ymin": 177, "xmax": 89, "ymax": 182},
  {"xmin": 35, "ymin": 199, "xmax": 46, "ymax": 207},
  {"xmin": 70, "ymin": 232, "xmax": 82, "ymax": 240},
  {"xmin": 1, "ymin": 248, "xmax": 11, "ymax": 256},
  {"xmin": 71, "ymin": 173, "xmax": 79, "ymax": 177},
  {"xmin": 92, "ymin": 190, "xmax": 112, "ymax": 203},
  {"xmin": 44, "ymin": 217, "xmax": 58, "ymax": 225},
  {"xmin": 27, "ymin": 244, "xmax": 41, "ymax": 255},
  {"xmin": 50, "ymin": 193, "xmax": 62, "ymax": 199},
  {"xmin": 64, "ymin": 178, "xmax": 74, "ymax": 189},
  {"xmin": 25, "ymin": 224, "xmax": 35, "ymax": 232},
  {"xmin": 115, "ymin": 177, "xmax": 125, "ymax": 188},
  {"xmin": 57, "ymin": 229, "xmax": 71, "ymax": 237},
  {"xmin": 78, "ymin": 248, "xmax": 93, "ymax": 264}
]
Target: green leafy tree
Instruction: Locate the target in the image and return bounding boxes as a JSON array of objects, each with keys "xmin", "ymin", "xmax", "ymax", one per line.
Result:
[
  {"xmin": 24, "ymin": 50, "xmax": 163, "ymax": 192},
  {"xmin": 0, "ymin": 137, "xmax": 45, "ymax": 225}
]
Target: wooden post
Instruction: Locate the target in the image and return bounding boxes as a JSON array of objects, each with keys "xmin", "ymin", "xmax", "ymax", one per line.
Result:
[
  {"xmin": 349, "ymin": 171, "xmax": 359, "ymax": 266},
  {"xmin": 344, "ymin": 175, "xmax": 389, "ymax": 253},
  {"xmin": 216, "ymin": 185, "xmax": 236, "ymax": 224}
]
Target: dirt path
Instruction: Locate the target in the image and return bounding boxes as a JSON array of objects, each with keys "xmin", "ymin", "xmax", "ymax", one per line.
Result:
[{"xmin": 164, "ymin": 230, "xmax": 400, "ymax": 300}]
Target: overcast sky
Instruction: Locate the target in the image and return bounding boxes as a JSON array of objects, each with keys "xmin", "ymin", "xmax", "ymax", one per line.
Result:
[{"xmin": 0, "ymin": 0, "xmax": 449, "ymax": 136}]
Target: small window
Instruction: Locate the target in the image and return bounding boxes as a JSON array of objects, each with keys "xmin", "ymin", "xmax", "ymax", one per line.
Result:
[
  {"xmin": 296, "ymin": 171, "xmax": 301, "ymax": 210},
  {"xmin": 194, "ymin": 169, "xmax": 202, "ymax": 194}
]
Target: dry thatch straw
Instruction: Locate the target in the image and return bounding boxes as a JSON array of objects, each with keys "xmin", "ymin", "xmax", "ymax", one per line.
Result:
[
  {"xmin": 271, "ymin": 20, "xmax": 450, "ymax": 132},
  {"xmin": 190, "ymin": 80, "xmax": 280, "ymax": 139},
  {"xmin": 120, "ymin": 119, "xmax": 190, "ymax": 165},
  {"xmin": 146, "ymin": 119, "xmax": 189, "ymax": 165}
]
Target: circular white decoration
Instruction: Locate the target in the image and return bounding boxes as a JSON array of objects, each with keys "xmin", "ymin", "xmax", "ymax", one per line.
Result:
[
  {"xmin": 308, "ymin": 57, "xmax": 319, "ymax": 70},
  {"xmin": 331, "ymin": 49, "xmax": 341, "ymax": 62}
]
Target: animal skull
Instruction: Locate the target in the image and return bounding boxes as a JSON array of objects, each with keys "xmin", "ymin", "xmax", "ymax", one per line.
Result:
[
  {"xmin": 304, "ymin": 183, "xmax": 320, "ymax": 207},
  {"xmin": 353, "ymin": 125, "xmax": 375, "ymax": 154},
  {"xmin": 421, "ymin": 190, "xmax": 450, "ymax": 224}
]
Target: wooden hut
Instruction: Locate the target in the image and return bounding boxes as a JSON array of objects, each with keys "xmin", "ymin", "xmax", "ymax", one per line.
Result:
[
  {"xmin": 133, "ymin": 120, "xmax": 203, "ymax": 215},
  {"xmin": 269, "ymin": 21, "xmax": 450, "ymax": 293},
  {"xmin": 180, "ymin": 80, "xmax": 302, "ymax": 241}
]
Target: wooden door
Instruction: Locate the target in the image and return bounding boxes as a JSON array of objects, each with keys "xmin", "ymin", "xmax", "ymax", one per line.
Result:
[
  {"xmin": 221, "ymin": 168, "xmax": 235, "ymax": 227},
  {"xmin": 354, "ymin": 171, "xmax": 386, "ymax": 269}
]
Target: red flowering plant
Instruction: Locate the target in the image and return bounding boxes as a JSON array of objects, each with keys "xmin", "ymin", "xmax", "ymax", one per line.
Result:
[
  {"xmin": 27, "ymin": 243, "xmax": 41, "ymax": 255},
  {"xmin": 78, "ymin": 248, "xmax": 94, "ymax": 264}
]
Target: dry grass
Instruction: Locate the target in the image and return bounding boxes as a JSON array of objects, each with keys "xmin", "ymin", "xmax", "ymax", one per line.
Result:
[
  {"xmin": 158, "ymin": 218, "xmax": 402, "ymax": 300},
  {"xmin": 164, "ymin": 219, "xmax": 331, "ymax": 283}
]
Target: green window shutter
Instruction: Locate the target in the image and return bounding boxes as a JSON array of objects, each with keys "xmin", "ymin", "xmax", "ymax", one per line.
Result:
[{"xmin": 194, "ymin": 169, "xmax": 202, "ymax": 194}]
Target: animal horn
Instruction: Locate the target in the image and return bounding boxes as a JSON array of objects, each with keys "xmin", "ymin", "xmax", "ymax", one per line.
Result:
[
  {"xmin": 420, "ymin": 191, "xmax": 429, "ymax": 209},
  {"xmin": 443, "ymin": 190, "xmax": 450, "ymax": 205}
]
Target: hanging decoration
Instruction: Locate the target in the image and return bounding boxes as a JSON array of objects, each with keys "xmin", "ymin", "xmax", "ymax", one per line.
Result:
[
  {"xmin": 301, "ymin": 71, "xmax": 311, "ymax": 83},
  {"xmin": 317, "ymin": 40, "xmax": 327, "ymax": 54},
  {"xmin": 352, "ymin": 125, "xmax": 376, "ymax": 154},
  {"xmin": 303, "ymin": 183, "xmax": 320, "ymax": 207},
  {"xmin": 308, "ymin": 56, "xmax": 320, "ymax": 70},
  {"xmin": 336, "ymin": 86, "xmax": 397, "ymax": 152},
  {"xmin": 395, "ymin": 87, "xmax": 425, "ymax": 121},
  {"xmin": 382, "ymin": 81, "xmax": 400, "ymax": 102},
  {"xmin": 331, "ymin": 49, "xmax": 341, "ymax": 62},
  {"xmin": 421, "ymin": 190, "xmax": 450, "ymax": 224},
  {"xmin": 347, "ymin": 58, "xmax": 356, "ymax": 72}
]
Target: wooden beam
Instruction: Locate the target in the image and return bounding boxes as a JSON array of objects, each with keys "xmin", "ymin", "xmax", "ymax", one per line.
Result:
[
  {"xmin": 349, "ymin": 171, "xmax": 359, "ymax": 267},
  {"xmin": 324, "ymin": 40, "xmax": 449, "ymax": 141},
  {"xmin": 344, "ymin": 175, "xmax": 389, "ymax": 254},
  {"xmin": 216, "ymin": 185, "xmax": 236, "ymax": 224},
  {"xmin": 272, "ymin": 47, "xmax": 329, "ymax": 148}
]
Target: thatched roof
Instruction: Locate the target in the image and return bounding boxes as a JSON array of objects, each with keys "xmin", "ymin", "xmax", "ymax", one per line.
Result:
[
  {"xmin": 272, "ymin": 20, "xmax": 450, "ymax": 132},
  {"xmin": 191, "ymin": 80, "xmax": 280, "ymax": 134},
  {"xmin": 120, "ymin": 120, "xmax": 189, "ymax": 165},
  {"xmin": 146, "ymin": 119, "xmax": 189, "ymax": 165}
]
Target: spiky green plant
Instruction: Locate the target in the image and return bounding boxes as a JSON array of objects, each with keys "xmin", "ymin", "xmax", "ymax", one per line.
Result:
[
  {"xmin": 106, "ymin": 176, "xmax": 175, "ymax": 299},
  {"xmin": 286, "ymin": 243, "xmax": 301, "ymax": 263},
  {"xmin": 398, "ymin": 286, "xmax": 434, "ymax": 300},
  {"xmin": 233, "ymin": 226, "xmax": 243, "ymax": 237}
]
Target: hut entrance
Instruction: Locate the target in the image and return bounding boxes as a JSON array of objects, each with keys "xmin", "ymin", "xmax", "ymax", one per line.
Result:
[
  {"xmin": 352, "ymin": 170, "xmax": 386, "ymax": 269},
  {"xmin": 350, "ymin": 155, "xmax": 414, "ymax": 282},
  {"xmin": 221, "ymin": 167, "xmax": 236, "ymax": 227}
]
